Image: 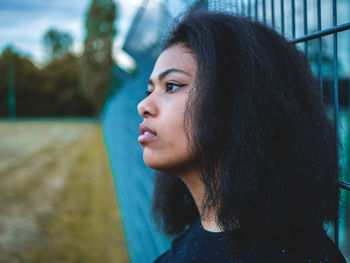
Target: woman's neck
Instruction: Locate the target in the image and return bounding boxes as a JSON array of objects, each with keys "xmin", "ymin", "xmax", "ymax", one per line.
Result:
[{"xmin": 178, "ymin": 167, "xmax": 223, "ymax": 232}]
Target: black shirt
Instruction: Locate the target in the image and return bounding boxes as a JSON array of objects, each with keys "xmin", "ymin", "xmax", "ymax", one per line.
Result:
[{"xmin": 153, "ymin": 219, "xmax": 347, "ymax": 263}]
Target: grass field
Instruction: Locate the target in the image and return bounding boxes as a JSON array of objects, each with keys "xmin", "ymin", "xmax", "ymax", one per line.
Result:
[{"xmin": 0, "ymin": 120, "xmax": 129, "ymax": 263}]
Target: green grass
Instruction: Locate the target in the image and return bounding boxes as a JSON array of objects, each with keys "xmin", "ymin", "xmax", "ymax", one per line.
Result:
[{"xmin": 0, "ymin": 121, "xmax": 129, "ymax": 263}]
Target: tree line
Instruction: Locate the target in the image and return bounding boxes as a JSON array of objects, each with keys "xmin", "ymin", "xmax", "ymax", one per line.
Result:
[{"xmin": 0, "ymin": 0, "xmax": 118, "ymax": 117}]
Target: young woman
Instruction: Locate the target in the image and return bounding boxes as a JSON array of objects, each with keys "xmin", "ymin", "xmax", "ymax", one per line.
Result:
[{"xmin": 137, "ymin": 11, "xmax": 347, "ymax": 263}]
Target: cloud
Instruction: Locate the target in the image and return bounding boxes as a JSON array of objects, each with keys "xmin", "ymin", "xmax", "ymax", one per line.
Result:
[{"xmin": 0, "ymin": 0, "xmax": 141, "ymax": 63}]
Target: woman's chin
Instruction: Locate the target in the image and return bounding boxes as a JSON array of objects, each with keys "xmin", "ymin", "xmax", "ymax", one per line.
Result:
[
  {"xmin": 143, "ymin": 158, "xmax": 171, "ymax": 172},
  {"xmin": 142, "ymin": 147, "xmax": 195, "ymax": 173},
  {"xmin": 143, "ymin": 154, "xmax": 164, "ymax": 170},
  {"xmin": 143, "ymin": 155, "xmax": 177, "ymax": 173}
]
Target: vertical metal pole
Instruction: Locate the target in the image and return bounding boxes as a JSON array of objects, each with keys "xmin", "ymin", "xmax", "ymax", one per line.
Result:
[
  {"xmin": 317, "ymin": 0, "xmax": 323, "ymax": 101},
  {"xmin": 262, "ymin": 0, "xmax": 266, "ymax": 23},
  {"xmin": 280, "ymin": 0, "xmax": 284, "ymax": 35},
  {"xmin": 212, "ymin": 0, "xmax": 218, "ymax": 11},
  {"xmin": 332, "ymin": 0, "xmax": 339, "ymax": 248},
  {"xmin": 241, "ymin": 0, "xmax": 245, "ymax": 15},
  {"xmin": 255, "ymin": 0, "xmax": 258, "ymax": 20},
  {"xmin": 248, "ymin": 0, "xmax": 252, "ymax": 17},
  {"xmin": 291, "ymin": 0, "xmax": 296, "ymax": 38},
  {"xmin": 303, "ymin": 0, "xmax": 308, "ymax": 56},
  {"xmin": 7, "ymin": 49, "xmax": 16, "ymax": 119},
  {"xmin": 271, "ymin": 0, "xmax": 275, "ymax": 28}
]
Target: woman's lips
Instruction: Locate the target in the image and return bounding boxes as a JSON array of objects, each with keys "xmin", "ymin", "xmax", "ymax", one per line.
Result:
[
  {"xmin": 138, "ymin": 123, "xmax": 157, "ymax": 143},
  {"xmin": 138, "ymin": 131, "xmax": 157, "ymax": 143}
]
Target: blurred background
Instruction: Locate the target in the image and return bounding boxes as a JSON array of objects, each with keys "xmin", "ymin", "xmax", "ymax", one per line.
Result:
[{"xmin": 0, "ymin": 0, "xmax": 349, "ymax": 262}]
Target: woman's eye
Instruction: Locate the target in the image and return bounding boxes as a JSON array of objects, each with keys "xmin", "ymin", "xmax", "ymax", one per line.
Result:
[{"xmin": 166, "ymin": 82, "xmax": 187, "ymax": 92}]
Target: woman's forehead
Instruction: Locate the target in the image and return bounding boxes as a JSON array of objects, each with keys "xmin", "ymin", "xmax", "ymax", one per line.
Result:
[{"xmin": 151, "ymin": 44, "xmax": 197, "ymax": 79}]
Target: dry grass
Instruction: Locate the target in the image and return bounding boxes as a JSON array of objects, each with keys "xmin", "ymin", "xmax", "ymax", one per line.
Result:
[{"xmin": 0, "ymin": 121, "xmax": 129, "ymax": 263}]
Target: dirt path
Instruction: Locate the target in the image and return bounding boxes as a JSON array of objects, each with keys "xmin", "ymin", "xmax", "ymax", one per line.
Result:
[{"xmin": 0, "ymin": 121, "xmax": 129, "ymax": 263}]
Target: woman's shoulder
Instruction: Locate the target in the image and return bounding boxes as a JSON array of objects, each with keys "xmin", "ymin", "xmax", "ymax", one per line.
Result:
[
  {"xmin": 305, "ymin": 230, "xmax": 347, "ymax": 263},
  {"xmin": 236, "ymin": 228, "xmax": 346, "ymax": 263},
  {"xmin": 154, "ymin": 242, "xmax": 346, "ymax": 263},
  {"xmin": 152, "ymin": 227, "xmax": 192, "ymax": 263},
  {"xmin": 153, "ymin": 220, "xmax": 347, "ymax": 263},
  {"xmin": 240, "ymin": 240, "xmax": 345, "ymax": 263}
]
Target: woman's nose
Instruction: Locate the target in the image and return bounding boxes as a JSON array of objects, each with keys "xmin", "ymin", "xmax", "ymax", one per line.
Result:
[{"xmin": 137, "ymin": 94, "xmax": 158, "ymax": 118}]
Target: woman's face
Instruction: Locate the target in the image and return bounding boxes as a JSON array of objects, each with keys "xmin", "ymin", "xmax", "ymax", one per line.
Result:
[{"xmin": 137, "ymin": 44, "xmax": 197, "ymax": 173}]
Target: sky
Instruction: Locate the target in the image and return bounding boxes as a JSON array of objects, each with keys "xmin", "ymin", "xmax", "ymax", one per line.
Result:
[{"xmin": 0, "ymin": 0, "xmax": 142, "ymax": 64}]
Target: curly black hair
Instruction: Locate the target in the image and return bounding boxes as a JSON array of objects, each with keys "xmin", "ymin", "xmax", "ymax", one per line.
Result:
[{"xmin": 152, "ymin": 11, "xmax": 340, "ymax": 249}]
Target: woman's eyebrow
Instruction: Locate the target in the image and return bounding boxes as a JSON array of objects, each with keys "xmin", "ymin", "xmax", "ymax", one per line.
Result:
[{"xmin": 148, "ymin": 68, "xmax": 191, "ymax": 86}]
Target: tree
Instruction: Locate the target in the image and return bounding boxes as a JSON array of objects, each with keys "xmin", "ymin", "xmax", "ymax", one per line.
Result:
[
  {"xmin": 80, "ymin": 0, "xmax": 117, "ymax": 115},
  {"xmin": 0, "ymin": 48, "xmax": 42, "ymax": 117},
  {"xmin": 39, "ymin": 54, "xmax": 94, "ymax": 116},
  {"xmin": 0, "ymin": 47, "xmax": 94, "ymax": 117},
  {"xmin": 43, "ymin": 29, "xmax": 73, "ymax": 60}
]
